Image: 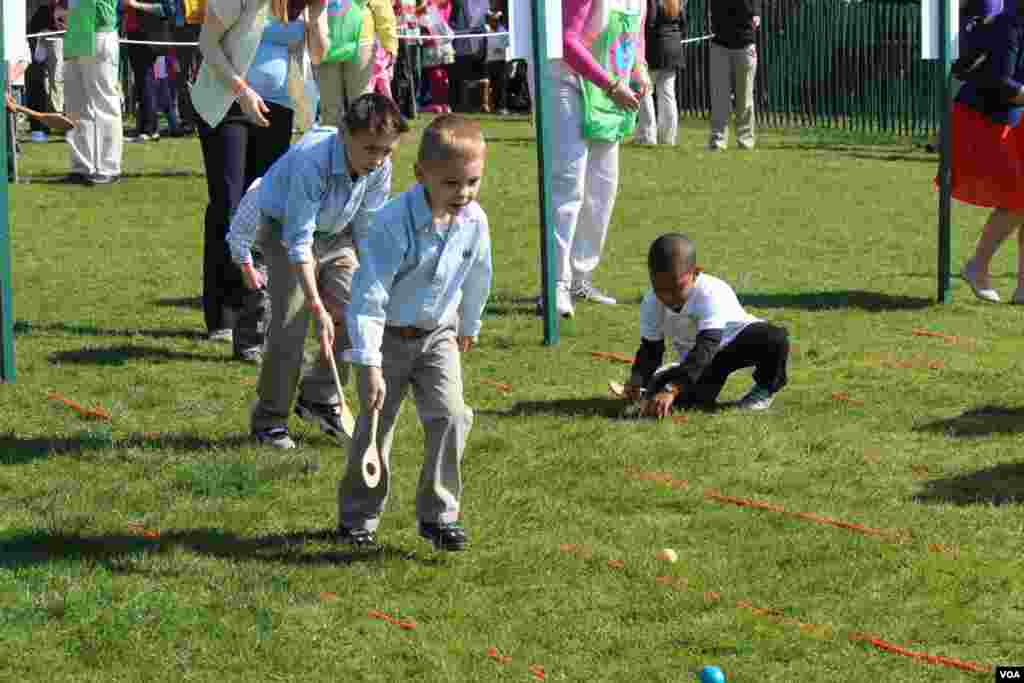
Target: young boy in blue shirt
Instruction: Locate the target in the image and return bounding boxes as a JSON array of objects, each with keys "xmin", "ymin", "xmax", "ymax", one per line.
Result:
[
  {"xmin": 339, "ymin": 114, "xmax": 492, "ymax": 551},
  {"xmin": 239, "ymin": 94, "xmax": 410, "ymax": 449},
  {"xmin": 625, "ymin": 233, "xmax": 789, "ymax": 416}
]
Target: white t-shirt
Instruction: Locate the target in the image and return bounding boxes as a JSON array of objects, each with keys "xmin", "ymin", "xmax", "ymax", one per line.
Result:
[{"xmin": 639, "ymin": 273, "xmax": 760, "ymax": 361}]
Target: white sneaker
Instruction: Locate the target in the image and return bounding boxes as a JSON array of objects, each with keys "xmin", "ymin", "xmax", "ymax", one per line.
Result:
[
  {"xmin": 737, "ymin": 384, "xmax": 776, "ymax": 411},
  {"xmin": 208, "ymin": 328, "xmax": 233, "ymax": 343},
  {"xmin": 571, "ymin": 280, "xmax": 617, "ymax": 305},
  {"xmin": 960, "ymin": 260, "xmax": 1001, "ymax": 303},
  {"xmin": 536, "ymin": 284, "xmax": 575, "ymax": 318}
]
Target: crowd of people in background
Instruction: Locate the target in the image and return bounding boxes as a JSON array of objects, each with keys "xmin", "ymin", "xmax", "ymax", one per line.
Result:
[{"xmin": 14, "ymin": 0, "xmax": 534, "ymax": 153}]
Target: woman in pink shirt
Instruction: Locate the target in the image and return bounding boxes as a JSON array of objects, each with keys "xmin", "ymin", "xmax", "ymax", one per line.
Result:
[{"xmin": 544, "ymin": 0, "xmax": 649, "ymax": 317}]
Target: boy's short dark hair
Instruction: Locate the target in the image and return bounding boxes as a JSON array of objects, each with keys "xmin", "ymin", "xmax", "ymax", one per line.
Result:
[
  {"xmin": 648, "ymin": 233, "xmax": 697, "ymax": 279},
  {"xmin": 417, "ymin": 114, "xmax": 486, "ymax": 165},
  {"xmin": 341, "ymin": 93, "xmax": 410, "ymax": 136}
]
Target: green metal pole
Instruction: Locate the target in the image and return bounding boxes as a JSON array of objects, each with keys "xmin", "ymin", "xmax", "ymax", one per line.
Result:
[
  {"xmin": 0, "ymin": 0, "xmax": 15, "ymax": 381},
  {"xmin": 936, "ymin": 0, "xmax": 953, "ymax": 303},
  {"xmin": 530, "ymin": 0, "xmax": 559, "ymax": 345}
]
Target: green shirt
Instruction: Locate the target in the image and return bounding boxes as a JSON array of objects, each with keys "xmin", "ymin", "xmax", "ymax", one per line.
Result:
[{"xmin": 95, "ymin": 0, "xmax": 118, "ymax": 31}]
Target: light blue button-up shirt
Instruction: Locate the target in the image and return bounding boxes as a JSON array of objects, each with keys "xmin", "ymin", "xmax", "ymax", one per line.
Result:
[
  {"xmin": 346, "ymin": 184, "xmax": 493, "ymax": 368},
  {"xmin": 257, "ymin": 129, "xmax": 391, "ymax": 263}
]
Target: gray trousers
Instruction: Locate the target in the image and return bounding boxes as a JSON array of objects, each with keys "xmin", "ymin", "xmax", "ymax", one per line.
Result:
[
  {"xmin": 251, "ymin": 226, "xmax": 357, "ymax": 432},
  {"xmin": 709, "ymin": 42, "xmax": 757, "ymax": 149},
  {"xmin": 338, "ymin": 326, "xmax": 472, "ymax": 531}
]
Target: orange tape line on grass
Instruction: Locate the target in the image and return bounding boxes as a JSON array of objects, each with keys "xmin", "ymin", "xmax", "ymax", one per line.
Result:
[
  {"xmin": 368, "ymin": 610, "xmax": 417, "ymax": 630},
  {"xmin": 589, "ymin": 351, "xmax": 635, "ymax": 364},
  {"xmin": 704, "ymin": 490, "xmax": 903, "ymax": 540},
  {"xmin": 480, "ymin": 378, "xmax": 512, "ymax": 393},
  {"xmin": 47, "ymin": 392, "xmax": 111, "ymax": 420},
  {"xmin": 911, "ymin": 328, "xmax": 963, "ymax": 344},
  {"xmin": 851, "ymin": 634, "xmax": 992, "ymax": 674}
]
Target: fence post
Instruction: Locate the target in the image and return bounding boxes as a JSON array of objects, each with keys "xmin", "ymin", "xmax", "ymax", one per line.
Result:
[
  {"xmin": 0, "ymin": 0, "xmax": 16, "ymax": 382},
  {"xmin": 936, "ymin": 0, "xmax": 954, "ymax": 304}
]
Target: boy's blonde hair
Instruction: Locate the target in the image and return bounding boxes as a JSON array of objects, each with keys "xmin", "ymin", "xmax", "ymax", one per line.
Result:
[{"xmin": 418, "ymin": 114, "xmax": 487, "ymax": 165}]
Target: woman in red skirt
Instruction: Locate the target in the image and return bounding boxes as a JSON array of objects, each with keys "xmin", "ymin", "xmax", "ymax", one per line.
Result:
[{"xmin": 953, "ymin": 8, "xmax": 1024, "ymax": 303}]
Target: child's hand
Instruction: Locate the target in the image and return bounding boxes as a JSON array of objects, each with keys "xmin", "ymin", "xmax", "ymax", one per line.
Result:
[
  {"xmin": 642, "ymin": 389, "xmax": 678, "ymax": 419},
  {"xmin": 457, "ymin": 335, "xmax": 474, "ymax": 353},
  {"xmin": 623, "ymin": 383, "xmax": 644, "ymax": 401},
  {"xmin": 361, "ymin": 366, "xmax": 387, "ymax": 412},
  {"xmin": 239, "ymin": 262, "xmax": 266, "ymax": 290}
]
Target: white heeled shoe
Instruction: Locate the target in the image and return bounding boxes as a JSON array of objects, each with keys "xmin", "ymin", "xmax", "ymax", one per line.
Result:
[{"xmin": 960, "ymin": 261, "xmax": 1001, "ymax": 303}]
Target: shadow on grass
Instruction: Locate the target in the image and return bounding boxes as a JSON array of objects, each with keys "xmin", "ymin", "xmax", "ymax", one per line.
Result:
[
  {"xmin": 0, "ymin": 432, "xmax": 256, "ymax": 465},
  {"xmin": 914, "ymin": 405, "xmax": 1024, "ymax": 437},
  {"xmin": 23, "ymin": 170, "xmax": 201, "ymax": 183},
  {"xmin": 16, "ymin": 320, "xmax": 206, "ymax": 341},
  {"xmin": 152, "ymin": 296, "xmax": 203, "ymax": 309},
  {"xmin": 480, "ymin": 397, "xmax": 631, "ymax": 419},
  {"xmin": 913, "ymin": 461, "xmax": 1024, "ymax": 506},
  {"xmin": 737, "ymin": 290, "xmax": 933, "ymax": 311},
  {"xmin": 0, "ymin": 528, "xmax": 444, "ymax": 570},
  {"xmin": 49, "ymin": 344, "xmax": 223, "ymax": 366}
]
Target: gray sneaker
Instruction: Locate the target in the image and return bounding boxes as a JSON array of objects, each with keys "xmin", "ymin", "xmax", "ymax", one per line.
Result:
[
  {"xmin": 535, "ymin": 283, "xmax": 575, "ymax": 319},
  {"xmin": 737, "ymin": 385, "xmax": 776, "ymax": 411},
  {"xmin": 253, "ymin": 426, "xmax": 297, "ymax": 449},
  {"xmin": 234, "ymin": 347, "xmax": 263, "ymax": 364},
  {"xmin": 571, "ymin": 280, "xmax": 617, "ymax": 305}
]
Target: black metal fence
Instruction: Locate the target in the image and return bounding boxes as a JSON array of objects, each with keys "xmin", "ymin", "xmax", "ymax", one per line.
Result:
[{"xmin": 678, "ymin": 0, "xmax": 943, "ymax": 136}]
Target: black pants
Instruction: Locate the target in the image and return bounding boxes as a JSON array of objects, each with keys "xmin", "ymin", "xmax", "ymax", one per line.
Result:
[
  {"xmin": 393, "ymin": 42, "xmax": 420, "ymax": 119},
  {"xmin": 174, "ymin": 25, "xmax": 202, "ymax": 129},
  {"xmin": 672, "ymin": 322, "xmax": 789, "ymax": 408},
  {"xmin": 25, "ymin": 61, "xmax": 49, "ymax": 132},
  {"xmin": 197, "ymin": 102, "xmax": 294, "ymax": 349},
  {"xmin": 124, "ymin": 40, "xmax": 158, "ymax": 135},
  {"xmin": 486, "ymin": 60, "xmax": 508, "ymax": 111}
]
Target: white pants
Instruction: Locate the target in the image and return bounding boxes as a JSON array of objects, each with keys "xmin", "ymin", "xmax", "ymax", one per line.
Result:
[
  {"xmin": 64, "ymin": 31, "xmax": 123, "ymax": 176},
  {"xmin": 636, "ymin": 68, "xmax": 678, "ymax": 146},
  {"xmin": 548, "ymin": 60, "xmax": 620, "ymax": 287},
  {"xmin": 709, "ymin": 42, "xmax": 757, "ymax": 148}
]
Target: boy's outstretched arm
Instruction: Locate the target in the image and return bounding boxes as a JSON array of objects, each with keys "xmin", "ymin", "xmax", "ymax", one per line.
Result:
[
  {"xmin": 647, "ymin": 329, "xmax": 724, "ymax": 396},
  {"xmin": 628, "ymin": 338, "xmax": 665, "ymax": 399}
]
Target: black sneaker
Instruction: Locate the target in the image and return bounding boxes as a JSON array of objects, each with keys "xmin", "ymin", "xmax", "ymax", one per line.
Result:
[
  {"xmin": 418, "ymin": 521, "xmax": 468, "ymax": 552},
  {"xmin": 336, "ymin": 524, "xmax": 379, "ymax": 550},
  {"xmin": 294, "ymin": 398, "xmax": 349, "ymax": 444},
  {"xmin": 86, "ymin": 174, "xmax": 119, "ymax": 186}
]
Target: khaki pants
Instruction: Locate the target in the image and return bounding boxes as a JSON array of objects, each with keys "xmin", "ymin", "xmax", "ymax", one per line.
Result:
[
  {"xmin": 46, "ymin": 37, "xmax": 64, "ymax": 115},
  {"xmin": 338, "ymin": 326, "xmax": 472, "ymax": 531},
  {"xmin": 709, "ymin": 42, "xmax": 757, "ymax": 149},
  {"xmin": 64, "ymin": 31, "xmax": 122, "ymax": 176},
  {"xmin": 636, "ymin": 68, "xmax": 679, "ymax": 146},
  {"xmin": 317, "ymin": 42, "xmax": 375, "ymax": 129},
  {"xmin": 251, "ymin": 225, "xmax": 358, "ymax": 432}
]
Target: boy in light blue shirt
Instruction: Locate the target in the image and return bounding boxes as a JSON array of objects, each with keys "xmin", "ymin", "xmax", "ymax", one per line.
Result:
[
  {"xmin": 340, "ymin": 114, "xmax": 493, "ymax": 552},
  {"xmin": 242, "ymin": 94, "xmax": 409, "ymax": 450}
]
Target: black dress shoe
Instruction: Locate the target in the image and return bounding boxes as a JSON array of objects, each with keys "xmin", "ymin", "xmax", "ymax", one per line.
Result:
[
  {"xmin": 86, "ymin": 174, "xmax": 119, "ymax": 186},
  {"xmin": 418, "ymin": 521, "xmax": 468, "ymax": 551}
]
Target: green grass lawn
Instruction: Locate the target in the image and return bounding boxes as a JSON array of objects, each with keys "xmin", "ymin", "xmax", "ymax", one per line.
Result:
[{"xmin": 1, "ymin": 116, "xmax": 1022, "ymax": 682}]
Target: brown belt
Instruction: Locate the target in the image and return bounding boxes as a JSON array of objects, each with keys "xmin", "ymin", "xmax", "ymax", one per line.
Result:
[{"xmin": 386, "ymin": 325, "xmax": 433, "ymax": 339}]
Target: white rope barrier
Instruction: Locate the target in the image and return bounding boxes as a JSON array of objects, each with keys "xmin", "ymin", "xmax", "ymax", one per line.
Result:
[
  {"xmin": 26, "ymin": 30, "xmax": 66, "ymax": 39},
  {"xmin": 681, "ymin": 33, "xmax": 715, "ymax": 45}
]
